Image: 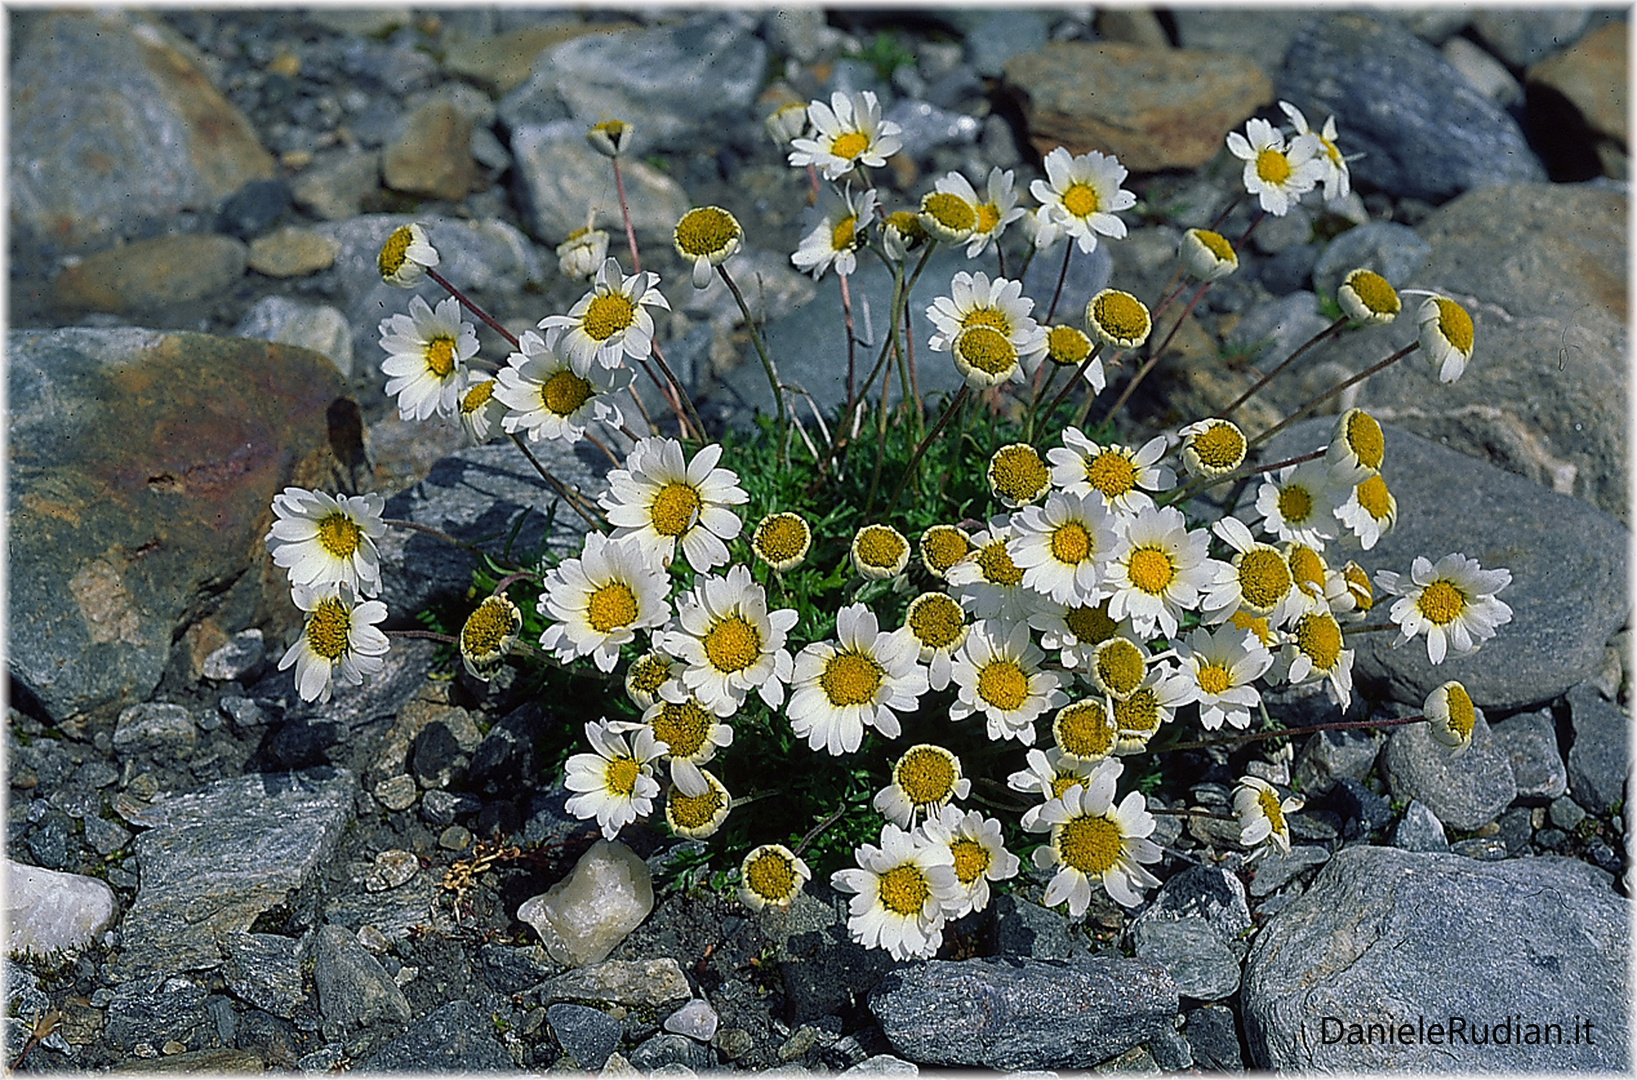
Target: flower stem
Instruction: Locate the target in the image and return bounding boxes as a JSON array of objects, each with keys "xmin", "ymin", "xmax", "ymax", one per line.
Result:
[
  {"xmin": 1218, "ymin": 317, "xmax": 1349, "ymax": 420},
  {"xmin": 507, "ymin": 432, "xmax": 606, "ymax": 530},
  {"xmin": 427, "ymin": 268, "xmax": 519, "ymax": 349},
  {"xmin": 1154, "ymin": 713, "xmax": 1429, "ymax": 755},
  {"xmin": 1044, "ymin": 241, "xmax": 1074, "ymax": 324},
  {"xmin": 612, "ymin": 158, "xmax": 641, "ymax": 274},
  {"xmin": 647, "ymin": 339, "xmax": 707, "ymax": 442},
  {"xmin": 1103, "ymin": 280, "xmax": 1208, "ymax": 424},
  {"xmin": 886, "ymin": 385, "xmax": 969, "ymax": 516},
  {"xmin": 1250, "ymin": 341, "xmax": 1419, "ymax": 451},
  {"xmin": 839, "ymin": 271, "xmax": 860, "ymax": 425},
  {"xmin": 718, "ymin": 264, "xmax": 789, "ymax": 439}
]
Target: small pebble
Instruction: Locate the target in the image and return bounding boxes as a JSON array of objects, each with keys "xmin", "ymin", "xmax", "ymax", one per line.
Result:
[
  {"xmin": 374, "ymin": 775, "xmax": 418, "ymax": 811},
  {"xmin": 715, "ymin": 1028, "xmax": 753, "ymax": 1060},
  {"xmin": 356, "ymin": 925, "xmax": 391, "ymax": 954},
  {"xmin": 663, "ymin": 998, "xmax": 720, "ymax": 1042},
  {"xmin": 439, "ymin": 825, "xmax": 473, "ymax": 851},
  {"xmin": 367, "ymin": 849, "xmax": 419, "ymax": 891},
  {"xmin": 778, "ymin": 1025, "xmax": 820, "ymax": 1062},
  {"xmin": 163, "ymin": 1040, "xmax": 187, "ymax": 1055}
]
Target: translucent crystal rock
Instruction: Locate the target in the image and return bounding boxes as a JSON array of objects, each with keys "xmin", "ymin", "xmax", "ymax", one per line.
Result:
[
  {"xmin": 5, "ymin": 859, "xmax": 117, "ymax": 956},
  {"xmin": 517, "ymin": 840, "xmax": 653, "ymax": 967}
]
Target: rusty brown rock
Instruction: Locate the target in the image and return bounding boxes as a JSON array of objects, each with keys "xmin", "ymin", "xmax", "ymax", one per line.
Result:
[
  {"xmin": 382, "ymin": 101, "xmax": 477, "ymax": 201},
  {"xmin": 52, "ymin": 234, "xmax": 248, "ymax": 315},
  {"xmin": 1527, "ymin": 21, "xmax": 1628, "ymax": 145},
  {"xmin": 1003, "ymin": 41, "xmax": 1271, "ymax": 172}
]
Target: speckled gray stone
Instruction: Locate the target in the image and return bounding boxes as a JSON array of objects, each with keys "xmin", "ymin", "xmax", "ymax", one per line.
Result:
[{"xmin": 1382, "ymin": 709, "xmax": 1516, "ymax": 831}]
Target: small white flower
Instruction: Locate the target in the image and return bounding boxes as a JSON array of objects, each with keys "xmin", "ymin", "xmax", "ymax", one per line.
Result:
[
  {"xmin": 586, "ymin": 119, "xmax": 633, "ymax": 158},
  {"xmin": 1087, "ymin": 636, "xmax": 1150, "ymax": 701},
  {"xmin": 791, "ymin": 185, "xmax": 877, "ymax": 280},
  {"xmin": 664, "ymin": 769, "xmax": 731, "ymax": 839},
  {"xmin": 1008, "ymin": 490, "xmax": 1122, "ymax": 605},
  {"xmin": 1176, "ymin": 624, "xmax": 1273, "ymax": 730},
  {"xmin": 851, "ymin": 523, "xmax": 911, "ymax": 580},
  {"xmin": 1271, "ymin": 610, "xmax": 1356, "ymax": 711},
  {"xmin": 538, "ymin": 532, "xmax": 672, "ymax": 673},
  {"xmin": 1418, "ymin": 294, "xmax": 1475, "ymax": 383},
  {"xmin": 1030, "ymin": 597, "xmax": 1129, "ymax": 672},
  {"xmin": 1027, "ymin": 764, "xmax": 1162, "ymax": 911},
  {"xmin": 1110, "ymin": 663, "xmax": 1195, "ymax": 753},
  {"xmin": 1177, "ymin": 418, "xmax": 1247, "ymax": 480},
  {"xmin": 919, "ymin": 173, "xmax": 980, "ymax": 245},
  {"xmin": 660, "ymin": 564, "xmax": 798, "ymax": 715},
  {"xmin": 1029, "ymin": 146, "xmax": 1135, "ymax": 254},
  {"xmin": 457, "ymin": 373, "xmax": 506, "ymax": 444},
  {"xmin": 459, "ymin": 593, "xmax": 522, "ymax": 681},
  {"xmin": 601, "ymin": 437, "xmax": 749, "ymax": 573},
  {"xmin": 674, "ymin": 206, "xmax": 744, "ymax": 289},
  {"xmin": 1042, "ymin": 323, "xmax": 1103, "ymax": 390},
  {"xmin": 946, "ymin": 516, "xmax": 1038, "ymax": 626},
  {"xmin": 1179, "ymin": 228, "xmax": 1238, "ymax": 282},
  {"xmin": 919, "ymin": 805, "xmax": 1020, "ymax": 918},
  {"xmin": 1333, "ymin": 472, "xmax": 1397, "ymax": 551},
  {"xmin": 266, "ymin": 488, "xmax": 386, "ymax": 597},
  {"xmin": 1278, "ymin": 100, "xmax": 1350, "ymax": 203},
  {"xmin": 788, "ymin": 603, "xmax": 928, "ymax": 755},
  {"xmin": 1048, "ymin": 429, "xmax": 1173, "ymax": 517},
  {"xmin": 378, "ymin": 295, "xmax": 480, "ymax": 421},
  {"xmin": 788, "ymin": 90, "xmax": 902, "ymax": 181},
  {"xmin": 873, "ymin": 744, "xmax": 970, "ymax": 828},
  {"xmin": 1325, "ymin": 407, "xmax": 1387, "ymax": 485},
  {"xmin": 901, "ymin": 591, "xmax": 970, "ymax": 692},
  {"xmin": 493, "ymin": 329, "xmax": 628, "ymax": 444},
  {"xmin": 1226, "ymin": 116, "xmax": 1325, "ymax": 216},
  {"xmin": 612, "ymin": 690, "xmax": 734, "ymax": 797},
  {"xmin": 278, "ymin": 583, "xmax": 390, "ymax": 704},
  {"xmin": 1233, "ymin": 776, "xmax": 1303, "ymax": 853},
  {"xmin": 926, "ymin": 271, "xmax": 1045, "ymax": 368},
  {"xmin": 739, "ymin": 844, "xmax": 810, "ymax": 910},
  {"xmin": 751, "ymin": 512, "xmax": 813, "ymax": 572},
  {"xmin": 1423, "ymin": 680, "xmax": 1479, "ymax": 754},
  {"xmin": 1008, "ymin": 747, "xmax": 1106, "ymax": 830},
  {"xmin": 988, "ymin": 443, "xmax": 1053, "ymax": 508},
  {"xmin": 1254, "ymin": 460, "xmax": 1343, "ymax": 550},
  {"xmin": 919, "ymin": 524, "xmax": 975, "ymax": 580},
  {"xmin": 1200, "ymin": 515, "xmax": 1303, "ymax": 627},
  {"xmin": 1336, "ymin": 268, "xmax": 1400, "ymax": 326},
  {"xmin": 765, "ymin": 101, "xmax": 810, "ymax": 147},
  {"xmin": 556, "ymin": 226, "xmax": 610, "ymax": 280},
  {"xmin": 1376, "ymin": 554, "xmax": 1513, "ymax": 664},
  {"xmin": 965, "ymin": 166, "xmax": 1026, "ymax": 258},
  {"xmin": 949, "ymin": 619, "xmax": 1066, "ymax": 744},
  {"xmin": 563, "ymin": 720, "xmax": 663, "ymax": 840},
  {"xmin": 1050, "ymin": 698, "xmax": 1120, "ymax": 764},
  {"xmin": 1085, "ymin": 289, "xmax": 1151, "ymax": 351},
  {"xmin": 623, "ymin": 650, "xmax": 676, "ymax": 711},
  {"xmin": 831, "ymin": 823, "xmax": 961, "ymax": 961},
  {"xmin": 377, "ymin": 222, "xmax": 439, "ymax": 287},
  {"xmin": 1103, "ymin": 505, "xmax": 1217, "ymax": 639},
  {"xmin": 539, "ymin": 258, "xmax": 670, "ymax": 374}
]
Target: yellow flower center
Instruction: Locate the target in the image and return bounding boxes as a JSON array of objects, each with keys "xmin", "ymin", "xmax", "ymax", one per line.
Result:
[
  {"xmin": 977, "ymin": 539, "xmax": 1024, "ymax": 587},
  {"xmin": 1294, "ymin": 612, "xmax": 1343, "ymax": 670},
  {"xmin": 1055, "ymin": 701, "xmax": 1115, "ymax": 758},
  {"xmin": 1255, "ymin": 148, "xmax": 1292, "ymax": 185},
  {"xmin": 1231, "ymin": 609, "xmax": 1273, "ymax": 647},
  {"xmin": 886, "ymin": 210, "xmax": 927, "ymax": 243},
  {"xmin": 1058, "ymin": 814, "xmax": 1121, "ymax": 875},
  {"xmin": 1114, "ymin": 688, "xmax": 1161, "ymax": 734},
  {"xmin": 990, "ymin": 444, "xmax": 1050, "ymax": 503},
  {"xmin": 1344, "ymin": 410, "xmax": 1386, "ymax": 468},
  {"xmin": 541, "ymin": 368, "xmax": 593, "ymax": 417},
  {"xmin": 819, "ymin": 650, "xmax": 884, "ymax": 707},
  {"xmin": 907, "ymin": 593, "xmax": 966, "ymax": 650},
  {"xmin": 1418, "ymin": 579, "xmax": 1468, "ymax": 626},
  {"xmin": 669, "ymin": 783, "xmax": 725, "ymax": 829},
  {"xmin": 1238, "ymin": 547, "xmax": 1294, "ymax": 611},
  {"xmin": 316, "ymin": 512, "xmax": 362, "ymax": 560},
  {"xmin": 1086, "ymin": 450, "xmax": 1137, "ymax": 499},
  {"xmin": 831, "ymin": 214, "xmax": 859, "ymax": 252},
  {"xmin": 583, "ymin": 292, "xmax": 637, "ymax": 342},
  {"xmin": 921, "ymin": 526, "xmax": 973, "ymax": 575},
  {"xmin": 306, "ymin": 596, "xmax": 352, "ymax": 661},
  {"xmin": 1050, "ymin": 772, "xmax": 1083, "ymax": 800},
  {"xmin": 1197, "ymin": 663, "xmax": 1232, "ymax": 696},
  {"xmin": 855, "ymin": 525, "xmax": 908, "ymax": 570},
  {"xmin": 704, "ymin": 615, "xmax": 762, "ymax": 674},
  {"xmin": 950, "ymin": 838, "xmax": 990, "ymax": 885},
  {"xmin": 895, "ymin": 746, "xmax": 956, "ymax": 805},
  {"xmin": 1342, "ymin": 562, "xmax": 1373, "ymax": 611},
  {"xmin": 754, "ymin": 514, "xmax": 810, "ymax": 565},
  {"xmin": 1277, "ymin": 484, "xmax": 1315, "ymax": 525},
  {"xmin": 1357, "ymin": 474, "xmax": 1393, "ymax": 520},
  {"xmin": 1064, "ymin": 603, "xmax": 1117, "ymax": 645},
  {"xmin": 1287, "ymin": 543, "xmax": 1326, "ymax": 597},
  {"xmin": 675, "ymin": 207, "xmax": 740, "ymax": 257},
  {"xmin": 425, "ymin": 336, "xmax": 457, "ymax": 378},
  {"xmin": 1194, "ymin": 229, "xmax": 1235, "ymax": 262},
  {"xmin": 652, "ymin": 696, "xmax": 712, "ymax": 758},
  {"xmin": 603, "ymin": 755, "xmax": 641, "ymax": 797},
  {"xmin": 1444, "ymin": 683, "xmax": 1476, "ymax": 740},
  {"xmin": 1127, "ymin": 546, "xmax": 1176, "ymax": 595},
  {"xmin": 650, "ymin": 482, "xmax": 702, "ymax": 537},
  {"xmin": 379, "ymin": 226, "xmax": 413, "ymax": 277},
  {"xmin": 461, "ymin": 597, "xmax": 516, "ymax": 658},
  {"xmin": 961, "ymin": 306, "xmax": 1012, "ymax": 335},
  {"xmin": 956, "ymin": 325, "xmax": 1018, "ymax": 377},
  {"xmin": 1434, "ymin": 297, "xmax": 1474, "ymax": 353},
  {"xmin": 627, "ymin": 654, "xmax": 673, "ymax": 698},
  {"xmin": 1257, "ymin": 786, "xmax": 1286, "ymax": 833},
  {"xmin": 877, "ymin": 865, "xmax": 930, "ymax": 916},
  {"xmin": 1061, "ymin": 181, "xmax": 1101, "ymax": 219},
  {"xmin": 975, "ymin": 202, "xmax": 1001, "ymax": 234},
  {"xmin": 830, "ymin": 130, "xmax": 871, "ymax": 162},
  {"xmin": 1090, "ymin": 291, "xmax": 1149, "ymax": 344},
  {"xmin": 1096, "ymin": 638, "xmax": 1147, "ymax": 697},
  {"xmin": 1050, "ymin": 521, "xmax": 1093, "ymax": 565},
  {"xmin": 922, "ymin": 191, "xmax": 977, "ymax": 232},
  {"xmin": 1190, "ymin": 421, "xmax": 1246, "ymax": 472},
  {"xmin": 1047, "ymin": 324, "xmax": 1093, "ymax": 366},
  {"xmin": 586, "ymin": 581, "xmax": 639, "ymax": 633},
  {"xmin": 976, "ymin": 659, "xmax": 1030, "ymax": 712},
  {"xmin": 461, "ymin": 378, "xmax": 495, "ymax": 413},
  {"xmin": 745, "ymin": 851, "xmax": 796, "ymax": 900},
  {"xmin": 1346, "ymin": 272, "xmax": 1400, "ymax": 318}
]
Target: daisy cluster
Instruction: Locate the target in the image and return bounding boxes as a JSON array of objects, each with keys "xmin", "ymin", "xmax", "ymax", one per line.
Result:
[{"xmin": 262, "ymin": 97, "xmax": 1519, "ymax": 965}]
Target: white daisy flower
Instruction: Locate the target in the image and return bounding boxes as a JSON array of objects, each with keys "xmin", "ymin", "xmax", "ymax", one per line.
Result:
[
  {"xmin": 1008, "ymin": 747, "xmax": 1106, "ymax": 830},
  {"xmin": 1376, "ymin": 554, "xmax": 1513, "ymax": 664},
  {"xmin": 1225, "ymin": 116, "xmax": 1324, "ymax": 217},
  {"xmin": 1338, "ymin": 560, "xmax": 1375, "ymax": 618},
  {"xmin": 1110, "ymin": 662, "xmax": 1195, "ymax": 753},
  {"xmin": 831, "ymin": 823, "xmax": 961, "ymax": 961},
  {"xmin": 1103, "ymin": 505, "xmax": 1216, "ymax": 639},
  {"xmin": 851, "ymin": 523, "xmax": 911, "ymax": 581},
  {"xmin": 457, "ymin": 373, "xmax": 506, "ymax": 444},
  {"xmin": 601, "ymin": 437, "xmax": 749, "ymax": 573},
  {"xmin": 459, "ymin": 593, "xmax": 522, "ymax": 681},
  {"xmin": 788, "ymin": 602, "xmax": 929, "ymax": 755},
  {"xmin": 919, "ymin": 525, "xmax": 975, "ymax": 580},
  {"xmin": 739, "ymin": 844, "xmax": 810, "ymax": 911},
  {"xmin": 1175, "ymin": 624, "xmax": 1273, "ymax": 730},
  {"xmin": 950, "ymin": 323, "xmax": 1023, "ymax": 389},
  {"xmin": 378, "ymin": 295, "xmax": 479, "ymax": 421},
  {"xmin": 664, "ymin": 769, "xmax": 731, "ymax": 839},
  {"xmin": 1048, "ymin": 697, "xmax": 1117, "ymax": 763},
  {"xmin": 881, "ymin": 209, "xmax": 929, "ymax": 262},
  {"xmin": 1254, "ymin": 460, "xmax": 1343, "ymax": 551},
  {"xmin": 1030, "ymin": 596, "xmax": 1129, "ymax": 672},
  {"xmin": 1179, "ymin": 228, "xmax": 1238, "ymax": 282},
  {"xmin": 673, "ymin": 206, "xmax": 744, "ymax": 289},
  {"xmin": 1043, "ymin": 323, "xmax": 1104, "ymax": 390},
  {"xmin": 661, "ymin": 564, "xmax": 799, "ymax": 715},
  {"xmin": 623, "ymin": 650, "xmax": 676, "ymax": 711},
  {"xmin": 1282, "ymin": 540, "xmax": 1349, "ymax": 621},
  {"xmin": 946, "ymin": 517, "xmax": 1040, "ymax": 626},
  {"xmin": 765, "ymin": 100, "xmax": 811, "ymax": 147},
  {"xmin": 1423, "ymin": 680, "xmax": 1479, "ymax": 754},
  {"xmin": 873, "ymin": 744, "xmax": 971, "ymax": 828},
  {"xmin": 1233, "ymin": 776, "xmax": 1303, "ymax": 853},
  {"xmin": 1087, "ymin": 636, "xmax": 1151, "ymax": 701},
  {"xmin": 1271, "ymin": 610, "xmax": 1356, "ymax": 711},
  {"xmin": 1027, "ymin": 764, "xmax": 1162, "ymax": 911},
  {"xmin": 949, "ymin": 619, "xmax": 1066, "ymax": 744},
  {"xmin": 1200, "ymin": 515, "xmax": 1302, "ymax": 627},
  {"xmin": 918, "ymin": 173, "xmax": 979, "ymax": 245},
  {"xmin": 1278, "ymin": 100, "xmax": 1349, "ymax": 203},
  {"xmin": 278, "ymin": 583, "xmax": 390, "ymax": 704},
  {"xmin": 965, "ymin": 166, "xmax": 1026, "ymax": 258},
  {"xmin": 901, "ymin": 591, "xmax": 970, "ymax": 692},
  {"xmin": 563, "ymin": 720, "xmax": 663, "ymax": 840},
  {"xmin": 1009, "ymin": 489, "xmax": 1121, "ymax": 605},
  {"xmin": 1029, "ymin": 146, "xmax": 1136, "ymax": 254},
  {"xmin": 1418, "ymin": 295, "xmax": 1475, "ymax": 384},
  {"xmin": 377, "ymin": 222, "xmax": 439, "ymax": 288},
  {"xmin": 1049, "ymin": 429, "xmax": 1174, "ymax": 517},
  {"xmin": 1336, "ymin": 269, "xmax": 1400, "ymax": 327},
  {"xmin": 538, "ymin": 532, "xmax": 672, "ymax": 673},
  {"xmin": 1085, "ymin": 289, "xmax": 1151, "ymax": 351},
  {"xmin": 925, "ymin": 270, "xmax": 1045, "ymax": 367},
  {"xmin": 788, "ymin": 90, "xmax": 902, "ymax": 180},
  {"xmin": 556, "ymin": 226, "xmax": 610, "ymax": 280},
  {"xmin": 1178, "ymin": 418, "xmax": 1248, "ymax": 480},
  {"xmin": 751, "ymin": 512, "xmax": 813, "ymax": 573},
  {"xmin": 1333, "ymin": 472, "xmax": 1397, "ymax": 550},
  {"xmin": 586, "ymin": 119, "xmax": 633, "ymax": 158},
  {"xmin": 265, "ymin": 487, "xmax": 386, "ymax": 597},
  {"xmin": 1325, "ymin": 407, "xmax": 1387, "ymax": 485},
  {"xmin": 988, "ymin": 443, "xmax": 1054, "ymax": 508},
  {"xmin": 610, "ymin": 689, "xmax": 734, "ymax": 798},
  {"xmin": 493, "ymin": 329, "xmax": 629, "ymax": 444},
  {"xmin": 539, "ymin": 257, "xmax": 670, "ymax": 374},
  {"xmin": 791, "ymin": 185, "xmax": 877, "ymax": 280},
  {"xmin": 919, "ymin": 805, "xmax": 1020, "ymax": 918}
]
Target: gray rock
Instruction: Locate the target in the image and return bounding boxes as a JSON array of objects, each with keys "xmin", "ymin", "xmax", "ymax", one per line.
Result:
[
  {"xmin": 103, "ymin": 974, "xmax": 210, "ymax": 1051},
  {"xmin": 200, "ymin": 629, "xmax": 266, "ymax": 683},
  {"xmin": 1171, "ymin": 9, "xmax": 1316, "ymax": 76},
  {"xmin": 1566, "ymin": 683, "xmax": 1630, "ymax": 813},
  {"xmin": 1243, "ymin": 846, "xmax": 1630, "ymax": 1070},
  {"xmin": 1441, "ymin": 36, "xmax": 1525, "ymax": 108},
  {"xmin": 966, "ymin": 10, "xmax": 1050, "ymax": 77},
  {"xmin": 112, "ymin": 703, "xmax": 197, "ymax": 755},
  {"xmin": 549, "ymin": 1003, "xmax": 622, "ymax": 1069},
  {"xmin": 1293, "ymin": 729, "xmax": 1383, "ymax": 798},
  {"xmin": 1491, "ymin": 710, "xmax": 1568, "ymax": 801},
  {"xmin": 1128, "ymin": 865, "xmax": 1253, "ymax": 954},
  {"xmin": 361, "ymin": 999, "xmax": 514, "ymax": 1070},
  {"xmin": 663, "ymin": 999, "xmax": 720, "ymax": 1042},
  {"xmin": 1183, "ymin": 1005, "xmax": 1243, "ymax": 1071},
  {"xmin": 1246, "ymin": 845, "xmax": 1331, "ymax": 897},
  {"xmin": 1382, "ymin": 709, "xmax": 1516, "ymax": 831},
  {"xmin": 1310, "ymin": 222, "xmax": 1432, "ymax": 301},
  {"xmin": 1257, "ymin": 243, "xmax": 1320, "ymax": 298},
  {"xmin": 311, "ymin": 923, "xmax": 413, "ymax": 1030},
  {"xmin": 111, "ymin": 768, "xmax": 355, "ymax": 979},
  {"xmin": 1131, "ymin": 918, "xmax": 1241, "ymax": 1001},
  {"xmin": 1496, "ymin": 805, "xmax": 1535, "ymax": 854},
  {"xmin": 882, "ymin": 99, "xmax": 981, "ymax": 158},
  {"xmin": 420, "ymin": 789, "xmax": 479, "ymax": 827},
  {"xmin": 1278, "ymin": 13, "xmax": 1546, "ymax": 201},
  {"xmin": 509, "ymin": 120, "xmax": 691, "ymax": 248},
  {"xmin": 774, "ymin": 884, "xmax": 896, "ymax": 1023},
  {"xmin": 82, "ymin": 814, "xmax": 133, "ymax": 856},
  {"xmin": 288, "ymin": 149, "xmax": 382, "ymax": 221},
  {"xmin": 219, "ymin": 931, "xmax": 306, "ymax": 1019},
  {"xmin": 1449, "ymin": 836, "xmax": 1510, "ymax": 861},
  {"xmin": 841, "ymin": 1053, "xmax": 919, "ymax": 1076},
  {"xmin": 1549, "ymin": 795, "xmax": 1587, "ymax": 832},
  {"xmin": 233, "ymin": 297, "xmax": 355, "ymax": 380},
  {"xmin": 4, "ymin": 859, "xmax": 118, "ymax": 956},
  {"xmin": 1392, "ymin": 798, "xmax": 1450, "ymax": 852},
  {"xmin": 1392, "ymin": 9, "xmax": 1473, "ymax": 45},
  {"xmin": 1225, "ymin": 292, "xmax": 1332, "ymax": 371},
  {"xmin": 1251, "ymin": 204, "xmax": 1314, "ymax": 255},
  {"xmin": 1471, "ymin": 8, "xmax": 1592, "ymax": 67},
  {"xmin": 1326, "ymin": 777, "xmax": 1395, "ymax": 839},
  {"xmin": 629, "ymin": 1032, "xmax": 710, "ymax": 1071},
  {"xmin": 534, "ymin": 959, "xmax": 691, "ymax": 1009},
  {"xmin": 1262, "ymin": 421, "xmax": 1629, "ymax": 711},
  {"xmin": 760, "ymin": 8, "xmax": 836, "ymax": 65},
  {"xmin": 869, "ymin": 957, "xmax": 1178, "ymax": 1070},
  {"xmin": 990, "ymin": 893, "xmax": 1085, "ymax": 961}
]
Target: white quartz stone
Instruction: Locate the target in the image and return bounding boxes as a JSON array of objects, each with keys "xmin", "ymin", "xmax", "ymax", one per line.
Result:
[
  {"xmin": 517, "ymin": 840, "xmax": 653, "ymax": 967},
  {"xmin": 5, "ymin": 859, "xmax": 117, "ymax": 956},
  {"xmin": 664, "ymin": 998, "xmax": 720, "ymax": 1042}
]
